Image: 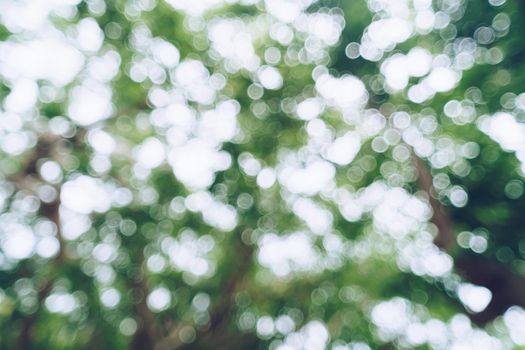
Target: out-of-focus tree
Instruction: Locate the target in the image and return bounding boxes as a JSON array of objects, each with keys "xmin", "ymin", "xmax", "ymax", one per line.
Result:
[{"xmin": 0, "ymin": 0, "xmax": 525, "ymax": 349}]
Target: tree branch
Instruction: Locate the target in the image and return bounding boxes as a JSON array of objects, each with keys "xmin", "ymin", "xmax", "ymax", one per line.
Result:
[
  {"xmin": 155, "ymin": 229, "xmax": 254, "ymax": 350},
  {"xmin": 413, "ymin": 155, "xmax": 456, "ymax": 250},
  {"xmin": 131, "ymin": 273, "xmax": 160, "ymax": 350},
  {"xmin": 9, "ymin": 137, "xmax": 66, "ymax": 350},
  {"xmin": 413, "ymin": 152, "xmax": 525, "ymax": 325}
]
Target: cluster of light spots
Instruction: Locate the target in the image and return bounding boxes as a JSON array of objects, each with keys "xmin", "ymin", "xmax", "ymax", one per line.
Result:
[
  {"xmin": 275, "ymin": 320, "xmax": 329, "ymax": 350},
  {"xmin": 451, "ymin": 38, "xmax": 477, "ymax": 71},
  {"xmin": 339, "ymin": 182, "xmax": 431, "ymax": 239},
  {"xmin": 0, "ymin": 222, "xmax": 36, "ymax": 260},
  {"xmin": 127, "ymin": 26, "xmax": 180, "ymax": 84},
  {"xmin": 278, "ymin": 156, "xmax": 335, "ymax": 196},
  {"xmin": 358, "ymin": 0, "xmax": 476, "ymax": 102},
  {"xmin": 353, "ymin": 109, "xmax": 387, "ymax": 137},
  {"xmin": 418, "ymin": 134, "xmax": 443, "ymax": 164},
  {"xmin": 305, "ymin": 119, "xmax": 333, "ymax": 146},
  {"xmin": 61, "ymin": 176, "xmax": 114, "ymax": 214},
  {"xmin": 93, "ymin": 264, "xmax": 117, "ymax": 285},
  {"xmin": 296, "ymin": 98, "xmax": 324, "ymax": 121},
  {"xmin": 198, "ymin": 100, "xmax": 240, "ymax": 143},
  {"xmin": 398, "ymin": 237, "xmax": 454, "ymax": 277},
  {"xmin": 160, "ymin": 230, "xmax": 216, "ymax": 279},
  {"xmin": 267, "ymin": 9, "xmax": 344, "ymax": 64},
  {"xmin": 457, "ymin": 230, "xmax": 489, "ymax": 253},
  {"xmin": 150, "ymin": 39, "xmax": 181, "ymax": 68},
  {"xmin": 60, "ymin": 209, "xmax": 92, "ymax": 241},
  {"xmin": 88, "ymin": 128, "xmax": 116, "ymax": 173},
  {"xmin": 208, "ymin": 18, "xmax": 259, "ymax": 72},
  {"xmin": 426, "ymin": 67, "xmax": 461, "ymax": 93},
  {"xmin": 295, "ymin": 12, "xmax": 344, "ymax": 47},
  {"xmin": 446, "ymin": 315, "xmax": 502, "ymax": 350},
  {"xmin": 93, "ymin": 241, "xmax": 119, "ymax": 264},
  {"xmin": 444, "ymin": 99, "xmax": 478, "ymax": 125},
  {"xmin": 359, "ymin": 0, "xmax": 413, "ymax": 61},
  {"xmin": 45, "ymin": 292, "xmax": 79, "ymax": 315},
  {"xmin": 185, "ymin": 191, "xmax": 238, "ymax": 231},
  {"xmin": 275, "ymin": 315, "xmax": 296, "ymax": 335},
  {"xmin": 75, "ymin": 18, "xmax": 104, "ymax": 52},
  {"xmin": 257, "ymin": 66, "xmax": 283, "ymax": 90},
  {"xmin": 332, "ymin": 182, "xmax": 454, "ymax": 278},
  {"xmin": 291, "ymin": 198, "xmax": 332, "ymax": 235},
  {"xmin": 265, "ymin": 0, "xmax": 313, "ymax": 23},
  {"xmin": 34, "ymin": 219, "xmax": 60, "ymax": 259},
  {"xmin": 371, "ymin": 298, "xmax": 502, "ymax": 349},
  {"xmin": 447, "ymin": 185, "xmax": 468, "ymax": 208},
  {"xmin": 149, "ymin": 91, "xmax": 238, "ymax": 190},
  {"xmin": 133, "ymin": 137, "xmax": 165, "ymax": 170},
  {"xmin": 257, "ymin": 232, "xmax": 319, "ymax": 277},
  {"xmin": 0, "ymin": 38, "xmax": 83, "ymax": 87},
  {"xmin": 238, "ymin": 153, "xmax": 262, "ymax": 176},
  {"xmin": 165, "ymin": 0, "xmax": 228, "ymax": 16},
  {"xmin": 169, "ymin": 139, "xmax": 232, "ymax": 189},
  {"xmin": 0, "ymin": 0, "xmax": 81, "ymax": 32},
  {"xmin": 315, "ymin": 74, "xmax": 368, "ymax": 111},
  {"xmin": 171, "ymin": 60, "xmax": 217, "ymax": 105},
  {"xmin": 35, "ymin": 235, "xmax": 60, "ymax": 259},
  {"xmin": 407, "ymin": 66, "xmax": 461, "ymax": 103},
  {"xmin": 335, "ymin": 190, "xmax": 364, "ymax": 222},
  {"xmin": 400, "ymin": 119, "xmax": 475, "ymax": 178},
  {"xmin": 478, "ymin": 112, "xmax": 525, "ymax": 173},
  {"xmin": 324, "ymin": 132, "xmax": 361, "ymax": 166},
  {"xmin": 256, "ymin": 315, "xmax": 330, "ymax": 350},
  {"xmin": 0, "ymin": 113, "xmax": 33, "ymax": 156},
  {"xmin": 150, "ymin": 101, "xmax": 196, "ymax": 132},
  {"xmin": 152, "ymin": 99, "xmax": 238, "ymax": 189},
  {"xmin": 87, "ymin": 50, "xmax": 121, "ymax": 83},
  {"xmin": 381, "ymin": 48, "xmax": 432, "ymax": 91},
  {"xmin": 0, "ymin": 1, "xmax": 521, "ymax": 347},
  {"xmin": 503, "ymin": 306, "xmax": 525, "ymax": 345},
  {"xmin": 362, "ymin": 17, "xmax": 412, "ymax": 61},
  {"xmin": 357, "ymin": 0, "xmax": 444, "ymax": 62},
  {"xmin": 68, "ymin": 81, "xmax": 113, "ymax": 125},
  {"xmin": 0, "ymin": 0, "xmax": 118, "ymax": 151},
  {"xmin": 372, "ymin": 297, "xmax": 415, "ymax": 341},
  {"xmin": 268, "ymin": 22, "xmax": 294, "ymax": 46},
  {"xmin": 4, "ymin": 79, "xmax": 38, "ymax": 113},
  {"xmin": 333, "ymin": 342, "xmax": 371, "ymax": 350},
  {"xmin": 408, "ymin": 36, "xmax": 495, "ymax": 102}
]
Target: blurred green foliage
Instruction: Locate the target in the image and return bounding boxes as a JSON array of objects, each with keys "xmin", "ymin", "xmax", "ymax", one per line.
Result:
[{"xmin": 1, "ymin": 0, "xmax": 525, "ymax": 349}]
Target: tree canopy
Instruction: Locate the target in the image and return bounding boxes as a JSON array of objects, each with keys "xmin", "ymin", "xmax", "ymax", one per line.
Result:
[{"xmin": 1, "ymin": 0, "xmax": 525, "ymax": 349}]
